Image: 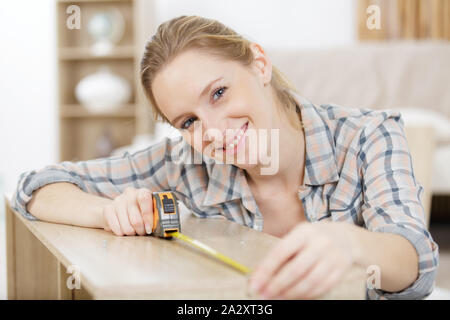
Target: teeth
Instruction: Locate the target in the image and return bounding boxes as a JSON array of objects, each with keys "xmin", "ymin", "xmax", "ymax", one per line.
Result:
[{"xmin": 224, "ymin": 123, "xmax": 247, "ymax": 150}]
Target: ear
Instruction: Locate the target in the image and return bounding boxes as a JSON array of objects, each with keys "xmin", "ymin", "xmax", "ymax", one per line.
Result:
[{"xmin": 249, "ymin": 43, "xmax": 272, "ymax": 87}]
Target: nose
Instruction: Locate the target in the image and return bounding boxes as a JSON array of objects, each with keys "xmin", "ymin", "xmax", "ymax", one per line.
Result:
[
  {"xmin": 203, "ymin": 121, "xmax": 224, "ymax": 143},
  {"xmin": 200, "ymin": 115, "xmax": 226, "ymax": 146}
]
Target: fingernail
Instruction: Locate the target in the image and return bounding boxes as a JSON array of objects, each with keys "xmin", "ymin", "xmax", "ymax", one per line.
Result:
[{"xmin": 145, "ymin": 225, "xmax": 152, "ymax": 235}]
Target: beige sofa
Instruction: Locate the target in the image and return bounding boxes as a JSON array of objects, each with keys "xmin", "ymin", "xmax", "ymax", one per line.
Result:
[{"xmin": 267, "ymin": 41, "xmax": 450, "ymax": 118}]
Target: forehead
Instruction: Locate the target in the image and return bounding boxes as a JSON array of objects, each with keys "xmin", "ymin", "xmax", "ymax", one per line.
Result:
[{"xmin": 151, "ymin": 49, "xmax": 244, "ymax": 117}]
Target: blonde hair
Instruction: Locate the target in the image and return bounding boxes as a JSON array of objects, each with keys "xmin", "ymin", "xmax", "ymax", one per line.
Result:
[{"xmin": 140, "ymin": 15, "xmax": 302, "ymax": 130}]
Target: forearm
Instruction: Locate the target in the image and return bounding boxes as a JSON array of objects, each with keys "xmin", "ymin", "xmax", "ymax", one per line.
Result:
[
  {"xmin": 26, "ymin": 182, "xmax": 112, "ymax": 229},
  {"xmin": 346, "ymin": 223, "xmax": 419, "ymax": 293}
]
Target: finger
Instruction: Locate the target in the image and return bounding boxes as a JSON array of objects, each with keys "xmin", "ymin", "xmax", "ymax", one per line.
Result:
[
  {"xmin": 306, "ymin": 266, "xmax": 345, "ymax": 299},
  {"xmin": 125, "ymin": 190, "xmax": 146, "ymax": 236},
  {"xmin": 104, "ymin": 205, "xmax": 123, "ymax": 236},
  {"xmin": 260, "ymin": 242, "xmax": 322, "ymax": 299},
  {"xmin": 136, "ymin": 189, "xmax": 153, "ymax": 234},
  {"xmin": 280, "ymin": 259, "xmax": 335, "ymax": 300},
  {"xmin": 127, "ymin": 200, "xmax": 146, "ymax": 236},
  {"xmin": 116, "ymin": 200, "xmax": 137, "ymax": 236},
  {"xmin": 250, "ymin": 223, "xmax": 310, "ymax": 291}
]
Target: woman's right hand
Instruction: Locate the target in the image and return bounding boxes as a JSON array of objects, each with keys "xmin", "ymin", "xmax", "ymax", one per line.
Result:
[{"xmin": 102, "ymin": 187, "xmax": 154, "ymax": 236}]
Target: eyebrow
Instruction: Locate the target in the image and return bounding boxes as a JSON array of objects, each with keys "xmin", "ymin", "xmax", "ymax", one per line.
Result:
[{"xmin": 170, "ymin": 77, "xmax": 223, "ymax": 126}]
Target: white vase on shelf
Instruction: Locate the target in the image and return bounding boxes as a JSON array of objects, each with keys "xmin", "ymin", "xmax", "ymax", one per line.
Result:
[
  {"xmin": 87, "ymin": 9, "xmax": 125, "ymax": 56},
  {"xmin": 75, "ymin": 66, "xmax": 131, "ymax": 114}
]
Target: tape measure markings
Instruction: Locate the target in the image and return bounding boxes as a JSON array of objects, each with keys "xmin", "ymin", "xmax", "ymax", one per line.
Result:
[{"xmin": 171, "ymin": 231, "xmax": 251, "ymax": 275}]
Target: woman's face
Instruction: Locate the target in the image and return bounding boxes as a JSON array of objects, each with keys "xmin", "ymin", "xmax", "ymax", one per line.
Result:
[{"xmin": 151, "ymin": 43, "xmax": 281, "ymax": 170}]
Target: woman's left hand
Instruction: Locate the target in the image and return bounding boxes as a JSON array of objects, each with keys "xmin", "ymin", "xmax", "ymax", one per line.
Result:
[{"xmin": 248, "ymin": 221, "xmax": 358, "ymax": 299}]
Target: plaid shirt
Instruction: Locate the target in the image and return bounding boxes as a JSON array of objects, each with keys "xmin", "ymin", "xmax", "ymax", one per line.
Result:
[{"xmin": 12, "ymin": 93, "xmax": 439, "ymax": 300}]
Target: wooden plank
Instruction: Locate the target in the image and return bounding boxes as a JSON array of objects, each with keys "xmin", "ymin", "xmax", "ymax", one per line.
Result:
[
  {"xmin": 4, "ymin": 198, "xmax": 366, "ymax": 299},
  {"xmin": 59, "ymin": 46, "xmax": 135, "ymax": 61},
  {"xmin": 5, "ymin": 196, "xmax": 16, "ymax": 299},
  {"xmin": 60, "ymin": 104, "xmax": 136, "ymax": 118},
  {"xmin": 58, "ymin": 263, "xmax": 74, "ymax": 300},
  {"xmin": 13, "ymin": 210, "xmax": 60, "ymax": 299},
  {"xmin": 73, "ymin": 285, "xmax": 93, "ymax": 300},
  {"xmin": 134, "ymin": 0, "xmax": 157, "ymax": 135}
]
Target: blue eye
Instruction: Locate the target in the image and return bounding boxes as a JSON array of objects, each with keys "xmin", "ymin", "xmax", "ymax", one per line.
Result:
[
  {"xmin": 212, "ymin": 86, "xmax": 227, "ymax": 101},
  {"xmin": 181, "ymin": 117, "xmax": 197, "ymax": 130},
  {"xmin": 179, "ymin": 86, "xmax": 227, "ymax": 130}
]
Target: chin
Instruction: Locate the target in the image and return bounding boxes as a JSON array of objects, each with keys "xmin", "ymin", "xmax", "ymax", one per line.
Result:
[{"xmin": 233, "ymin": 162, "xmax": 258, "ymax": 171}]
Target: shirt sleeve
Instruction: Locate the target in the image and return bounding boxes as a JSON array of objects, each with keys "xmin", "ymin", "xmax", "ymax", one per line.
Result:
[
  {"xmin": 358, "ymin": 114, "xmax": 439, "ymax": 300},
  {"xmin": 11, "ymin": 136, "xmax": 190, "ymax": 221}
]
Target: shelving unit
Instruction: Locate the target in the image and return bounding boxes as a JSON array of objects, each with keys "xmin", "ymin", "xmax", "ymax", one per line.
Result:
[
  {"xmin": 56, "ymin": 0, "xmax": 157, "ymax": 161},
  {"xmin": 58, "ymin": 45, "xmax": 135, "ymax": 60}
]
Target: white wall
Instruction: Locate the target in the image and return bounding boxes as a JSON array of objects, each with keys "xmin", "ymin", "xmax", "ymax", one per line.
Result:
[
  {"xmin": 0, "ymin": 0, "xmax": 57, "ymax": 192},
  {"xmin": 154, "ymin": 0, "xmax": 356, "ymax": 49},
  {"xmin": 0, "ymin": 0, "xmax": 57, "ymax": 300}
]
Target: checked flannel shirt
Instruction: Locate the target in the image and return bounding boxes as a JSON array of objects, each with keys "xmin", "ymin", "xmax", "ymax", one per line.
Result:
[{"xmin": 12, "ymin": 92, "xmax": 439, "ymax": 299}]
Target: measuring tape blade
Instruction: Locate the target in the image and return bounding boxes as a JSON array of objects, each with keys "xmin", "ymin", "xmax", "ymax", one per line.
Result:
[{"xmin": 170, "ymin": 231, "xmax": 251, "ymax": 275}]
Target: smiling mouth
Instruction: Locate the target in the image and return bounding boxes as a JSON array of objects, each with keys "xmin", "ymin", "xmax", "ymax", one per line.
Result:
[{"xmin": 220, "ymin": 121, "xmax": 249, "ymax": 153}]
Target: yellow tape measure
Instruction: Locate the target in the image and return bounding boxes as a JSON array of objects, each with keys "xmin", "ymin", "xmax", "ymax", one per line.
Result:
[
  {"xmin": 151, "ymin": 192, "xmax": 251, "ymax": 275},
  {"xmin": 170, "ymin": 231, "xmax": 251, "ymax": 275}
]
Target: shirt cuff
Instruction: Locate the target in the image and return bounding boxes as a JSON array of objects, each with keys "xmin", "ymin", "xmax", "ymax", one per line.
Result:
[
  {"xmin": 366, "ymin": 225, "xmax": 439, "ymax": 300},
  {"xmin": 11, "ymin": 168, "xmax": 87, "ymax": 221}
]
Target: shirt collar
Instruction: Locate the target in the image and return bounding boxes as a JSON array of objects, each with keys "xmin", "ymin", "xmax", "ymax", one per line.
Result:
[
  {"xmin": 201, "ymin": 92, "xmax": 339, "ymax": 207},
  {"xmin": 201, "ymin": 163, "xmax": 256, "ymax": 210}
]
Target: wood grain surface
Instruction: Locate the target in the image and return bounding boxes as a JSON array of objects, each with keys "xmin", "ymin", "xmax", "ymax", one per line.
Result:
[{"xmin": 5, "ymin": 196, "xmax": 367, "ymax": 299}]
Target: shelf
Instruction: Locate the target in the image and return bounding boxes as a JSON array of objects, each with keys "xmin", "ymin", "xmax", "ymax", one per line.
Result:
[
  {"xmin": 59, "ymin": 46, "xmax": 135, "ymax": 61},
  {"xmin": 60, "ymin": 104, "xmax": 136, "ymax": 118},
  {"xmin": 58, "ymin": 0, "xmax": 132, "ymax": 3},
  {"xmin": 56, "ymin": 0, "xmax": 153, "ymax": 161}
]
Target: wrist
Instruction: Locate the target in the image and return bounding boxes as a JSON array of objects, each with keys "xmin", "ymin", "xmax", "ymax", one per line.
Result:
[
  {"xmin": 342, "ymin": 223, "xmax": 365, "ymax": 267},
  {"xmin": 74, "ymin": 191, "xmax": 113, "ymax": 229},
  {"xmin": 90, "ymin": 196, "xmax": 113, "ymax": 229}
]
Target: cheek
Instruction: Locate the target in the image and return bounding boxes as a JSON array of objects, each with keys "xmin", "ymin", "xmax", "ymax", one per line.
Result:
[
  {"xmin": 181, "ymin": 130, "xmax": 212, "ymax": 156},
  {"xmin": 235, "ymin": 92, "xmax": 270, "ymax": 125},
  {"xmin": 256, "ymin": 100, "xmax": 276, "ymax": 128},
  {"xmin": 181, "ymin": 132, "xmax": 195, "ymax": 151}
]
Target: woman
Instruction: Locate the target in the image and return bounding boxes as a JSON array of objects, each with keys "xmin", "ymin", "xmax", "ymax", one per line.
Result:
[{"xmin": 12, "ymin": 16, "xmax": 438, "ymax": 300}]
